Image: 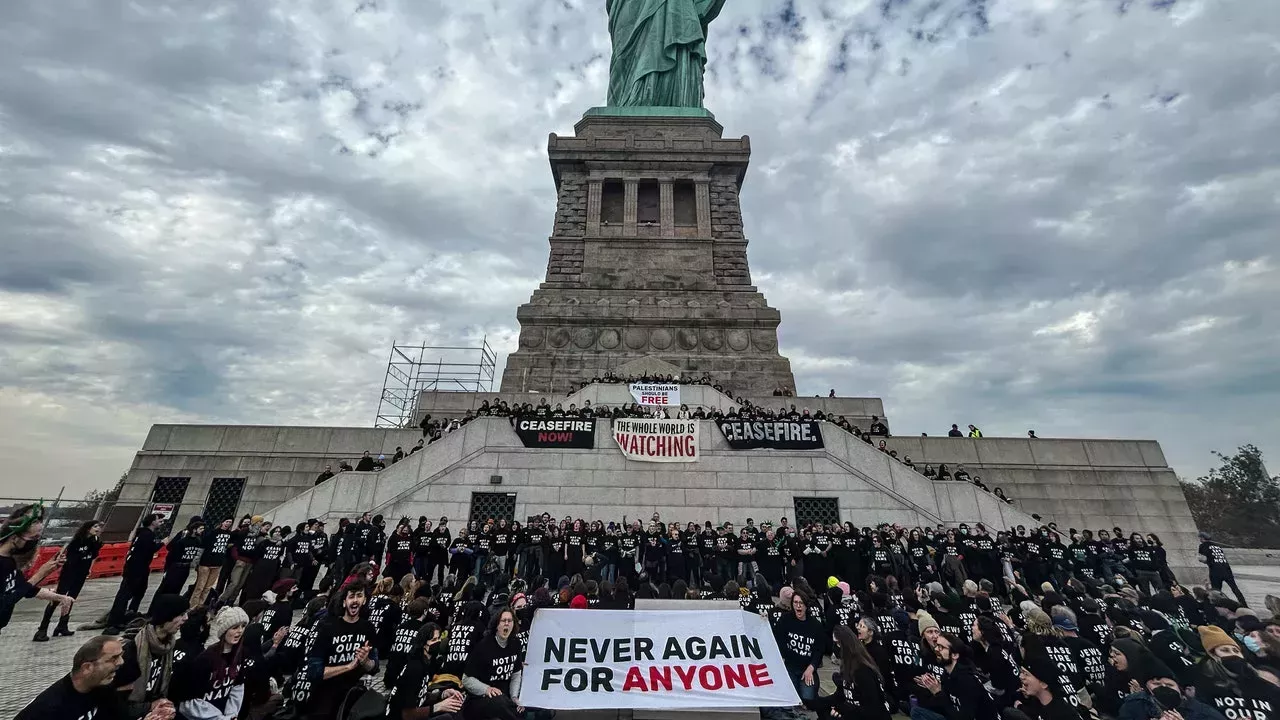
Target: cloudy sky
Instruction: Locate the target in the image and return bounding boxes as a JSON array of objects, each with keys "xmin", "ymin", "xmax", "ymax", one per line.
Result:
[{"xmin": 2, "ymin": 0, "xmax": 1277, "ymax": 498}]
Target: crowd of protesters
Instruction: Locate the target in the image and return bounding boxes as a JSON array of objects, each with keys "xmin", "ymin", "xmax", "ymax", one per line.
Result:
[{"xmin": 4, "ymin": 496, "xmax": 1277, "ymax": 720}]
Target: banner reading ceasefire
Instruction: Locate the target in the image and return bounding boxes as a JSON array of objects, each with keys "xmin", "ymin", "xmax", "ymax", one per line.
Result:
[
  {"xmin": 613, "ymin": 419, "xmax": 699, "ymax": 463},
  {"xmin": 519, "ymin": 609, "xmax": 799, "ymax": 710},
  {"xmin": 715, "ymin": 419, "xmax": 825, "ymax": 450}
]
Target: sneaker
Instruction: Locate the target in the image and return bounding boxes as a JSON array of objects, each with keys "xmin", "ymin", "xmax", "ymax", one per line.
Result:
[{"xmin": 32, "ymin": 630, "xmax": 50, "ymax": 642}]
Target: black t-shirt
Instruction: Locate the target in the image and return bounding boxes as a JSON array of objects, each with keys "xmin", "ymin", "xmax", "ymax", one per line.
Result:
[
  {"xmin": 1200, "ymin": 541, "xmax": 1231, "ymax": 570},
  {"xmin": 443, "ymin": 620, "xmax": 482, "ymax": 676},
  {"xmin": 307, "ymin": 616, "xmax": 378, "ymax": 708},
  {"xmin": 125, "ymin": 527, "xmax": 162, "ymax": 571},
  {"xmin": 464, "ymin": 635, "xmax": 524, "ymax": 694},
  {"xmin": 387, "ymin": 536, "xmax": 413, "ymax": 566},
  {"xmin": 258, "ymin": 600, "xmax": 294, "ymax": 634},
  {"xmin": 200, "ymin": 529, "xmax": 233, "ymax": 567},
  {"xmin": 63, "ymin": 537, "xmax": 103, "ymax": 576},
  {"xmin": 1020, "ymin": 695, "xmax": 1083, "ymax": 720},
  {"xmin": 112, "ymin": 639, "xmax": 169, "ymax": 700},
  {"xmin": 773, "ymin": 613, "xmax": 823, "ymax": 671},
  {"xmin": 0, "ymin": 553, "xmax": 39, "ymax": 629},
  {"xmin": 16, "ymin": 675, "xmax": 121, "ymax": 720}
]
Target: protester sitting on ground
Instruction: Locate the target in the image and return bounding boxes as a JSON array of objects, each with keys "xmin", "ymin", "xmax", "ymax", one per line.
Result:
[
  {"xmin": 113, "ymin": 593, "xmax": 188, "ymax": 716},
  {"xmin": 18, "ymin": 635, "xmax": 177, "ymax": 720}
]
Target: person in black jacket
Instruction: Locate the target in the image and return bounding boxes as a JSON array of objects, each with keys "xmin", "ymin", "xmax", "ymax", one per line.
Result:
[
  {"xmin": 34, "ymin": 519, "xmax": 103, "ymax": 641},
  {"xmin": 108, "ymin": 513, "xmax": 166, "ymax": 629},
  {"xmin": 826, "ymin": 624, "xmax": 893, "ymax": 720},
  {"xmin": 911, "ymin": 633, "xmax": 998, "ymax": 720},
  {"xmin": 1016, "ymin": 652, "xmax": 1088, "ymax": 720}
]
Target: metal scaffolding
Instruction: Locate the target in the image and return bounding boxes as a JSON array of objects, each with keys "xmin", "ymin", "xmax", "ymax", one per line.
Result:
[{"xmin": 374, "ymin": 339, "xmax": 497, "ymax": 428}]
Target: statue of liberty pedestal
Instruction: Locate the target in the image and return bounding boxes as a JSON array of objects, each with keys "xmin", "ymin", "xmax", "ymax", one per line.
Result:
[{"xmin": 606, "ymin": 0, "xmax": 726, "ymax": 108}]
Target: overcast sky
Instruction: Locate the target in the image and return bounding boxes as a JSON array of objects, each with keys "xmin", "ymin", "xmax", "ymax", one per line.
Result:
[{"xmin": 2, "ymin": 0, "xmax": 1277, "ymax": 499}]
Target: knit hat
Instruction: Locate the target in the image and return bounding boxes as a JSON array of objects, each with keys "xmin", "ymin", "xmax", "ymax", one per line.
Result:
[
  {"xmin": 837, "ymin": 582, "xmax": 850, "ymax": 596},
  {"xmin": 570, "ymin": 594, "xmax": 588, "ymax": 609},
  {"xmin": 242, "ymin": 599, "xmax": 269, "ymax": 620},
  {"xmin": 1022, "ymin": 650, "xmax": 1062, "ymax": 689},
  {"xmin": 1199, "ymin": 625, "xmax": 1239, "ymax": 654},
  {"xmin": 827, "ymin": 576, "xmax": 840, "ymax": 589},
  {"xmin": 1137, "ymin": 609, "xmax": 1171, "ymax": 633},
  {"xmin": 918, "ymin": 610, "xmax": 939, "ymax": 634},
  {"xmin": 272, "ymin": 579, "xmax": 297, "ymax": 597},
  {"xmin": 150, "ymin": 594, "xmax": 188, "ymax": 626},
  {"xmin": 209, "ymin": 606, "xmax": 250, "ymax": 645},
  {"xmin": 251, "ymin": 515, "xmax": 264, "ymax": 524}
]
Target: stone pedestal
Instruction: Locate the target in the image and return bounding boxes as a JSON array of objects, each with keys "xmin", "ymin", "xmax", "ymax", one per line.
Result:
[{"xmin": 500, "ymin": 113, "xmax": 796, "ymax": 396}]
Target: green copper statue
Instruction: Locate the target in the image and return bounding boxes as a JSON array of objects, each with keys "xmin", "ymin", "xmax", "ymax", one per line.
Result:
[{"xmin": 606, "ymin": 0, "xmax": 726, "ymax": 108}]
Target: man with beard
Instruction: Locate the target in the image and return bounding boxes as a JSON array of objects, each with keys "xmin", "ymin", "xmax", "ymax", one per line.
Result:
[
  {"xmin": 911, "ymin": 633, "xmax": 998, "ymax": 720},
  {"xmin": 304, "ymin": 582, "xmax": 379, "ymax": 720},
  {"xmin": 18, "ymin": 635, "xmax": 177, "ymax": 720},
  {"xmin": 113, "ymin": 593, "xmax": 187, "ymax": 716}
]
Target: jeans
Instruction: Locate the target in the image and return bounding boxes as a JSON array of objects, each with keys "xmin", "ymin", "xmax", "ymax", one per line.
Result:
[
  {"xmin": 601, "ymin": 562, "xmax": 617, "ymax": 584},
  {"xmin": 787, "ymin": 665, "xmax": 818, "ymax": 704},
  {"xmin": 218, "ymin": 560, "xmax": 253, "ymax": 603},
  {"xmin": 912, "ymin": 707, "xmax": 949, "ymax": 720}
]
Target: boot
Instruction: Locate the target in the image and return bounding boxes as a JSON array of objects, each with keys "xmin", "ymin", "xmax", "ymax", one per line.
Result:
[
  {"xmin": 34, "ymin": 604, "xmax": 54, "ymax": 641},
  {"xmin": 32, "ymin": 629, "xmax": 49, "ymax": 642},
  {"xmin": 53, "ymin": 616, "xmax": 75, "ymax": 637}
]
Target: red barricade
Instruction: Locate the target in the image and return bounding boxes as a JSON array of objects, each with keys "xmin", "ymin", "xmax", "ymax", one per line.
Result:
[{"xmin": 29, "ymin": 541, "xmax": 168, "ymax": 586}]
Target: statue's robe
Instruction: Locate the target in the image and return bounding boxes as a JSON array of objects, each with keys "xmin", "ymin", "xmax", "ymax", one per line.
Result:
[{"xmin": 606, "ymin": 0, "xmax": 726, "ymax": 107}]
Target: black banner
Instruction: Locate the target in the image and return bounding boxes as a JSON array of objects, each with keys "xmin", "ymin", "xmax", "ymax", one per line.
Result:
[
  {"xmin": 715, "ymin": 420, "xmax": 824, "ymax": 450},
  {"xmin": 514, "ymin": 418, "xmax": 596, "ymax": 449}
]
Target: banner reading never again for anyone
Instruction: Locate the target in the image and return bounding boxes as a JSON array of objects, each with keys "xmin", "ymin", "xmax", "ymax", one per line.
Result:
[
  {"xmin": 715, "ymin": 419, "xmax": 825, "ymax": 450},
  {"xmin": 519, "ymin": 609, "xmax": 800, "ymax": 710},
  {"xmin": 629, "ymin": 382, "xmax": 680, "ymax": 406},
  {"xmin": 612, "ymin": 418, "xmax": 699, "ymax": 463}
]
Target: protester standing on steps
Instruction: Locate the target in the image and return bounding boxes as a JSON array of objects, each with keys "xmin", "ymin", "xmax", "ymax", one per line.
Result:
[
  {"xmin": 32, "ymin": 519, "xmax": 102, "ymax": 641},
  {"xmin": 190, "ymin": 517, "xmax": 233, "ymax": 609},
  {"xmin": 149, "ymin": 517, "xmax": 204, "ymax": 612},
  {"xmin": 0, "ymin": 502, "xmax": 74, "ymax": 634},
  {"xmin": 1199, "ymin": 532, "xmax": 1249, "ymax": 607},
  {"xmin": 109, "ymin": 513, "xmax": 165, "ymax": 629}
]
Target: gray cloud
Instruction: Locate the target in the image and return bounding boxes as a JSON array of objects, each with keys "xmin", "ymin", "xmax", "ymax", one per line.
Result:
[{"xmin": 0, "ymin": 0, "xmax": 1276, "ymax": 496}]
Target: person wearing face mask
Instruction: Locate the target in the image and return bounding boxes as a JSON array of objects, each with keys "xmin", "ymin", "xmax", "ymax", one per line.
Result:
[
  {"xmin": 390, "ymin": 622, "xmax": 461, "ymax": 719},
  {"xmin": 1195, "ymin": 625, "xmax": 1280, "ymax": 720},
  {"xmin": 1119, "ymin": 662, "xmax": 1227, "ymax": 720},
  {"xmin": 0, "ymin": 502, "xmax": 74, "ymax": 634}
]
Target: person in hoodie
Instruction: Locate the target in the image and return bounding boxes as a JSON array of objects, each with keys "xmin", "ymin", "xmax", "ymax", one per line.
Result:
[
  {"xmin": 388, "ymin": 622, "xmax": 460, "ymax": 720},
  {"xmin": 911, "ymin": 632, "xmax": 998, "ymax": 720},
  {"xmin": 1195, "ymin": 625, "xmax": 1280, "ymax": 720},
  {"xmin": 826, "ymin": 624, "xmax": 893, "ymax": 720},
  {"xmin": 1016, "ymin": 651, "xmax": 1089, "ymax": 720},
  {"xmin": 385, "ymin": 597, "xmax": 429, "ymax": 692},
  {"xmin": 1136, "ymin": 609, "xmax": 1199, "ymax": 687},
  {"xmin": 1100, "ymin": 637, "xmax": 1150, "ymax": 717},
  {"xmin": 1120, "ymin": 659, "xmax": 1226, "ymax": 720},
  {"xmin": 172, "ymin": 605, "xmax": 248, "ymax": 720}
]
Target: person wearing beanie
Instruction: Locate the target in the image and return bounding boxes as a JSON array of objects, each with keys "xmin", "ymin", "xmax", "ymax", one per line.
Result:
[
  {"xmin": 1200, "ymin": 625, "xmax": 1240, "ymax": 657},
  {"xmin": 1133, "ymin": 609, "xmax": 1198, "ymax": 687},
  {"xmin": 1120, "ymin": 663, "xmax": 1226, "ymax": 720},
  {"xmin": 919, "ymin": 609, "xmax": 941, "ymax": 636},
  {"xmin": 570, "ymin": 593, "xmax": 589, "ymax": 609},
  {"xmin": 1018, "ymin": 651, "xmax": 1083, "ymax": 720},
  {"xmin": 172, "ymin": 605, "xmax": 247, "ymax": 720},
  {"xmin": 112, "ymin": 593, "xmax": 187, "ymax": 714}
]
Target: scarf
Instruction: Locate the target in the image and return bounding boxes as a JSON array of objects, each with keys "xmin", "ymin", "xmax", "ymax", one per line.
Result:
[{"xmin": 129, "ymin": 623, "xmax": 176, "ymax": 703}]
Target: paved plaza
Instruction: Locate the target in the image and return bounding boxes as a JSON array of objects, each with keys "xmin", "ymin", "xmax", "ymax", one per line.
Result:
[{"xmin": 2, "ymin": 568, "xmax": 1277, "ymax": 717}]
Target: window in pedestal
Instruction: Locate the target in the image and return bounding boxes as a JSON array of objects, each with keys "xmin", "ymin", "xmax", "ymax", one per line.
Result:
[
  {"xmin": 637, "ymin": 181, "xmax": 660, "ymax": 225},
  {"xmin": 601, "ymin": 181, "xmax": 624, "ymax": 225},
  {"xmin": 674, "ymin": 182, "xmax": 697, "ymax": 226}
]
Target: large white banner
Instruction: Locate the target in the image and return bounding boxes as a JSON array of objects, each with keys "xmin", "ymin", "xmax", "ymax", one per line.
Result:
[
  {"xmin": 613, "ymin": 418, "xmax": 699, "ymax": 463},
  {"xmin": 519, "ymin": 609, "xmax": 800, "ymax": 710},
  {"xmin": 629, "ymin": 382, "xmax": 680, "ymax": 406}
]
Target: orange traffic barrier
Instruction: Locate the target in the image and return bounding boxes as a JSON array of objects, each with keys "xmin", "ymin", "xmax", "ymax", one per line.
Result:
[{"xmin": 29, "ymin": 542, "xmax": 169, "ymax": 587}]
